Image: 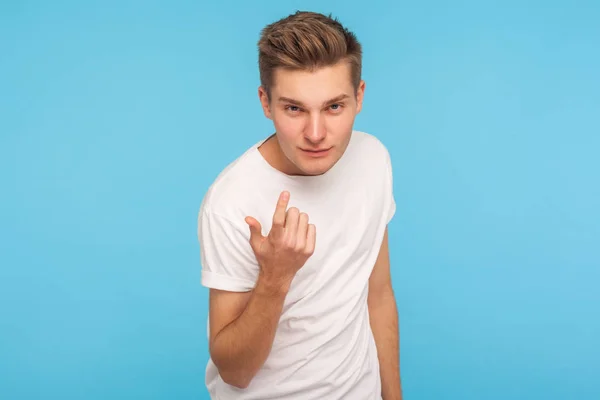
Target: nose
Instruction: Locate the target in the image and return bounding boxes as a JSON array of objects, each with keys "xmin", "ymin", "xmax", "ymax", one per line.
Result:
[{"xmin": 304, "ymin": 113, "xmax": 326, "ymax": 144}]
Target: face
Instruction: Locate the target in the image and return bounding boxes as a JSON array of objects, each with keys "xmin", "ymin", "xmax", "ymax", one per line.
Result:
[{"xmin": 258, "ymin": 61, "xmax": 365, "ymax": 176}]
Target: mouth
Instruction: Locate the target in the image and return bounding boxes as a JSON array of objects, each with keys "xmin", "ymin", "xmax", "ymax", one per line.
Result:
[{"xmin": 300, "ymin": 147, "xmax": 332, "ymax": 157}]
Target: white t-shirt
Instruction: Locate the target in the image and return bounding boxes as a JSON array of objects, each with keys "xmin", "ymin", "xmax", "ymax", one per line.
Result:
[{"xmin": 197, "ymin": 130, "xmax": 396, "ymax": 400}]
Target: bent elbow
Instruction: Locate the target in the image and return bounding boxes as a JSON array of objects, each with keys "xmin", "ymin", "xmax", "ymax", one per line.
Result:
[
  {"xmin": 221, "ymin": 372, "xmax": 251, "ymax": 389},
  {"xmin": 210, "ymin": 347, "xmax": 257, "ymax": 389}
]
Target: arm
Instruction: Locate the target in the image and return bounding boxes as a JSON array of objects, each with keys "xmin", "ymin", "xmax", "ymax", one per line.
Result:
[
  {"xmin": 206, "ymin": 191, "xmax": 316, "ymax": 389},
  {"xmin": 209, "ymin": 275, "xmax": 292, "ymax": 389},
  {"xmin": 368, "ymin": 227, "xmax": 403, "ymax": 400}
]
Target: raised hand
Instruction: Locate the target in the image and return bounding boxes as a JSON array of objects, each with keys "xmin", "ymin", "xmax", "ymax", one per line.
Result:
[{"xmin": 245, "ymin": 191, "xmax": 316, "ymax": 290}]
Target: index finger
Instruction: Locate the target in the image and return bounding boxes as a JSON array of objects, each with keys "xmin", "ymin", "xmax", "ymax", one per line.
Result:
[{"xmin": 271, "ymin": 191, "xmax": 290, "ymax": 237}]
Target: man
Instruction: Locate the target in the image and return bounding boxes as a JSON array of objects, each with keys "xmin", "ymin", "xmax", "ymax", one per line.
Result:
[{"xmin": 197, "ymin": 11, "xmax": 402, "ymax": 400}]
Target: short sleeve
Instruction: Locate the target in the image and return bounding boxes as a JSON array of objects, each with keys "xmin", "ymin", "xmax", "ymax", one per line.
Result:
[
  {"xmin": 385, "ymin": 148, "xmax": 396, "ymax": 224},
  {"xmin": 198, "ymin": 209, "xmax": 259, "ymax": 292}
]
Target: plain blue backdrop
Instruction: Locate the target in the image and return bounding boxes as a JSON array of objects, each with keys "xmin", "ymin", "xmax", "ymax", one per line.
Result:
[{"xmin": 1, "ymin": 1, "xmax": 599, "ymax": 399}]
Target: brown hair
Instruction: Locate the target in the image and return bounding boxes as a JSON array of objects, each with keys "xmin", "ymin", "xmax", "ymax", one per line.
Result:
[{"xmin": 258, "ymin": 11, "xmax": 362, "ymax": 99}]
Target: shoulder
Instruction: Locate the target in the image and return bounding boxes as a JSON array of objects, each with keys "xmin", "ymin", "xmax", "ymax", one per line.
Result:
[
  {"xmin": 351, "ymin": 130, "xmax": 393, "ymax": 166},
  {"xmin": 199, "ymin": 144, "xmax": 261, "ymax": 221}
]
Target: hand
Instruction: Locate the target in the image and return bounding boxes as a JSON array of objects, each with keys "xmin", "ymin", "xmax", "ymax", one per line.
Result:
[{"xmin": 245, "ymin": 191, "xmax": 316, "ymax": 290}]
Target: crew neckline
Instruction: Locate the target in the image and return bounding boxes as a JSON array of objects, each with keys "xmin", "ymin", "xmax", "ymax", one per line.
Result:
[{"xmin": 250, "ymin": 132, "xmax": 356, "ymax": 186}]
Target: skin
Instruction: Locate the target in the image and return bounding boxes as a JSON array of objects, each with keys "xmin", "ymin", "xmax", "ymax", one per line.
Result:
[
  {"xmin": 208, "ymin": 60, "xmax": 402, "ymax": 398},
  {"xmin": 257, "ymin": 61, "xmax": 365, "ymax": 177},
  {"xmin": 368, "ymin": 229, "xmax": 403, "ymax": 399},
  {"xmin": 209, "ymin": 191, "xmax": 315, "ymax": 388}
]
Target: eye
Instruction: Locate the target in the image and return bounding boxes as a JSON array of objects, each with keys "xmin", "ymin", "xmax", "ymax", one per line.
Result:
[
  {"xmin": 285, "ymin": 105, "xmax": 302, "ymax": 113},
  {"xmin": 329, "ymin": 103, "xmax": 343, "ymax": 113}
]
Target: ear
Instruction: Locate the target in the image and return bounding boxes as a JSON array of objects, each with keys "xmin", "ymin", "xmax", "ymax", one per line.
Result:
[
  {"xmin": 258, "ymin": 86, "xmax": 273, "ymax": 120},
  {"xmin": 355, "ymin": 80, "xmax": 366, "ymax": 115}
]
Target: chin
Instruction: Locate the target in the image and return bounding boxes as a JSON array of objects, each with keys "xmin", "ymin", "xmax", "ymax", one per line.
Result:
[
  {"xmin": 285, "ymin": 148, "xmax": 339, "ymax": 176},
  {"xmin": 296, "ymin": 161, "xmax": 332, "ymax": 176}
]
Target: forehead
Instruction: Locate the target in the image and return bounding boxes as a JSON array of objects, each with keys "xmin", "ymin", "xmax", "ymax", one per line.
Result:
[{"xmin": 271, "ymin": 62, "xmax": 354, "ymax": 104}]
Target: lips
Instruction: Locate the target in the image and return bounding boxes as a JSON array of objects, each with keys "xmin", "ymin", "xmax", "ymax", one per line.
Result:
[{"xmin": 300, "ymin": 147, "xmax": 332, "ymax": 158}]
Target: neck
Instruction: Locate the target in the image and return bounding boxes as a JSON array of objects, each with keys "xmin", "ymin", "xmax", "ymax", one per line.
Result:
[{"xmin": 258, "ymin": 134, "xmax": 306, "ymax": 176}]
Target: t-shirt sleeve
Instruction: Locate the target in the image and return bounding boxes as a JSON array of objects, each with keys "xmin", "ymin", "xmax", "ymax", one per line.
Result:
[
  {"xmin": 198, "ymin": 209, "xmax": 259, "ymax": 292},
  {"xmin": 385, "ymin": 147, "xmax": 397, "ymax": 224}
]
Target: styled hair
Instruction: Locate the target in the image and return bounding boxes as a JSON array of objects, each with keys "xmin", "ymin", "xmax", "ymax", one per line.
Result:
[{"xmin": 258, "ymin": 11, "xmax": 362, "ymax": 99}]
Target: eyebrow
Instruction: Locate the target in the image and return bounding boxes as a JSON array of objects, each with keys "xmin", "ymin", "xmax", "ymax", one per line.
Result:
[{"xmin": 277, "ymin": 94, "xmax": 350, "ymax": 107}]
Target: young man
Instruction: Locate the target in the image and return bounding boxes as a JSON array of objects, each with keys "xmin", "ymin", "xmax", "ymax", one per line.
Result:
[{"xmin": 197, "ymin": 11, "xmax": 402, "ymax": 400}]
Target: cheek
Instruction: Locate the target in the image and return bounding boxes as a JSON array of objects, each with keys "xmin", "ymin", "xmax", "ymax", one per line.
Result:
[
  {"xmin": 325, "ymin": 112, "xmax": 355, "ymax": 133},
  {"xmin": 273, "ymin": 113, "xmax": 305, "ymax": 136}
]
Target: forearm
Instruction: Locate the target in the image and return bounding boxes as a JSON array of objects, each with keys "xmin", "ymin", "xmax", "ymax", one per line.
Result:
[
  {"xmin": 368, "ymin": 286, "xmax": 402, "ymax": 400},
  {"xmin": 210, "ymin": 275, "xmax": 290, "ymax": 388}
]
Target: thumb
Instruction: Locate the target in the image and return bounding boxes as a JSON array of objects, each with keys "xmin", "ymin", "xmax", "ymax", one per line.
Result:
[{"xmin": 245, "ymin": 216, "xmax": 263, "ymax": 241}]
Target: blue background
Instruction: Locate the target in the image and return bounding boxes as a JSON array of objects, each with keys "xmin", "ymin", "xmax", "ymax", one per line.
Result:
[{"xmin": 1, "ymin": 1, "xmax": 599, "ymax": 399}]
